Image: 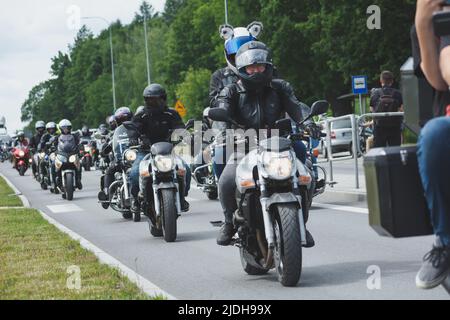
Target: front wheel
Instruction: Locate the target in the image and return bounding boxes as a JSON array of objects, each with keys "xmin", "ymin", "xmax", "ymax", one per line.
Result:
[
  {"xmin": 273, "ymin": 204, "xmax": 302, "ymax": 287},
  {"xmin": 206, "ymin": 188, "xmax": 218, "ymax": 200},
  {"xmin": 19, "ymin": 166, "xmax": 26, "ymax": 176},
  {"xmin": 65, "ymin": 173, "xmax": 74, "ymax": 201},
  {"xmin": 160, "ymin": 189, "xmax": 178, "ymax": 243}
]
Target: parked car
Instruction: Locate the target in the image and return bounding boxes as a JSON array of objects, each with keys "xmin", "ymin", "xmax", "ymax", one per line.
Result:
[{"xmin": 322, "ymin": 118, "xmax": 354, "ymax": 157}]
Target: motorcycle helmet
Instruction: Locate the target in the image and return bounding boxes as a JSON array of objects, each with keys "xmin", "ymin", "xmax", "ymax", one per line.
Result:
[
  {"xmin": 107, "ymin": 115, "xmax": 117, "ymax": 131},
  {"xmin": 81, "ymin": 125, "xmax": 90, "ymax": 137},
  {"xmin": 98, "ymin": 124, "xmax": 109, "ymax": 136},
  {"xmin": 219, "ymin": 21, "xmax": 263, "ymax": 75},
  {"xmin": 35, "ymin": 121, "xmax": 46, "ymax": 134},
  {"xmin": 114, "ymin": 107, "xmax": 133, "ymax": 126},
  {"xmin": 59, "ymin": 119, "xmax": 72, "ymax": 135},
  {"xmin": 143, "ymin": 84, "xmax": 167, "ymax": 114},
  {"xmin": 235, "ymin": 41, "xmax": 273, "ymax": 91},
  {"xmin": 46, "ymin": 122, "xmax": 57, "ymax": 135},
  {"xmin": 17, "ymin": 131, "xmax": 25, "ymax": 141}
]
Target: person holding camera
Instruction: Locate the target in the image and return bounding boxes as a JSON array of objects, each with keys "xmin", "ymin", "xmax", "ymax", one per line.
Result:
[{"xmin": 413, "ymin": 0, "xmax": 450, "ymax": 290}]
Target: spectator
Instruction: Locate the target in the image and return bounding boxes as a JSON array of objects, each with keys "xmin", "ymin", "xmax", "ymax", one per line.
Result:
[
  {"xmin": 413, "ymin": 0, "xmax": 450, "ymax": 290},
  {"xmin": 369, "ymin": 71, "xmax": 404, "ymax": 147}
]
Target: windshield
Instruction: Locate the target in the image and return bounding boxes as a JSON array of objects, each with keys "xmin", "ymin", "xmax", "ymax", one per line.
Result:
[{"xmin": 331, "ymin": 119, "xmax": 352, "ymax": 130}]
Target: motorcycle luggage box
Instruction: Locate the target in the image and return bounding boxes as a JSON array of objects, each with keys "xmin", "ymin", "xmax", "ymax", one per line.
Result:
[{"xmin": 363, "ymin": 145, "xmax": 433, "ymax": 238}]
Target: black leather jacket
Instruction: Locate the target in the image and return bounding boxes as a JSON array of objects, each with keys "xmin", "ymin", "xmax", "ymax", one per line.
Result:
[
  {"xmin": 216, "ymin": 79, "xmax": 310, "ymax": 130},
  {"xmin": 132, "ymin": 106, "xmax": 185, "ymax": 146},
  {"xmin": 209, "ymin": 67, "xmax": 239, "ymax": 109}
]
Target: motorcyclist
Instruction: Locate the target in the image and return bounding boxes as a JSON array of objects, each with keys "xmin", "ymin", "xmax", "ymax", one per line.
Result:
[
  {"xmin": 12, "ymin": 131, "xmax": 29, "ymax": 169},
  {"xmin": 38, "ymin": 122, "xmax": 58, "ymax": 189},
  {"xmin": 130, "ymin": 84, "xmax": 191, "ymax": 213},
  {"xmin": 213, "ymin": 41, "xmax": 316, "ymax": 247},
  {"xmin": 97, "ymin": 107, "xmax": 134, "ymax": 207},
  {"xmin": 29, "ymin": 121, "xmax": 46, "ymax": 179},
  {"xmin": 108, "ymin": 115, "xmax": 117, "ymax": 132},
  {"xmin": 54, "ymin": 119, "xmax": 82, "ymax": 190},
  {"xmin": 81, "ymin": 125, "xmax": 91, "ymax": 139}
]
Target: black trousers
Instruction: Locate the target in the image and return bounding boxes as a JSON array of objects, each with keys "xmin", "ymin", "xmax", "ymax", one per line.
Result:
[{"xmin": 373, "ymin": 126, "xmax": 402, "ymax": 148}]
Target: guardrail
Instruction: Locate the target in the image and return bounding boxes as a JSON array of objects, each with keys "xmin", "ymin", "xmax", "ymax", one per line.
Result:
[{"xmin": 320, "ymin": 112, "xmax": 404, "ymax": 189}]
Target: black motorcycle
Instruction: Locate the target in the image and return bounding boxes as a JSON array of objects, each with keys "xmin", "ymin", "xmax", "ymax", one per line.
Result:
[
  {"xmin": 208, "ymin": 101, "xmax": 329, "ymax": 287},
  {"xmin": 55, "ymin": 135, "xmax": 81, "ymax": 201}
]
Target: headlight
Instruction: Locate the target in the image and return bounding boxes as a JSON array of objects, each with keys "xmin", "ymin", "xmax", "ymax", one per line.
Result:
[
  {"xmin": 69, "ymin": 155, "xmax": 77, "ymax": 163},
  {"xmin": 50, "ymin": 153, "xmax": 56, "ymax": 161},
  {"xmin": 55, "ymin": 158, "xmax": 63, "ymax": 169},
  {"xmin": 262, "ymin": 151, "xmax": 293, "ymax": 180},
  {"xmin": 124, "ymin": 150, "xmax": 137, "ymax": 163},
  {"xmin": 84, "ymin": 146, "xmax": 91, "ymax": 152},
  {"xmin": 19, "ymin": 151, "xmax": 25, "ymax": 158},
  {"xmin": 39, "ymin": 152, "xmax": 45, "ymax": 159},
  {"xmin": 154, "ymin": 155, "xmax": 174, "ymax": 173}
]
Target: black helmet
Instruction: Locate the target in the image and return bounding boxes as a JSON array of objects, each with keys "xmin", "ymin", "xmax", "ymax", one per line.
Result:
[
  {"xmin": 143, "ymin": 84, "xmax": 167, "ymax": 114},
  {"xmin": 107, "ymin": 115, "xmax": 117, "ymax": 130},
  {"xmin": 235, "ymin": 41, "xmax": 273, "ymax": 91},
  {"xmin": 114, "ymin": 107, "xmax": 133, "ymax": 126},
  {"xmin": 81, "ymin": 125, "xmax": 90, "ymax": 137},
  {"xmin": 98, "ymin": 124, "xmax": 109, "ymax": 136}
]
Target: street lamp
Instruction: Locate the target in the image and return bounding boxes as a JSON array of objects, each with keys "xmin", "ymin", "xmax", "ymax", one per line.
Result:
[
  {"xmin": 82, "ymin": 16, "xmax": 117, "ymax": 112},
  {"xmin": 224, "ymin": 0, "xmax": 229, "ymax": 24},
  {"xmin": 143, "ymin": 14, "xmax": 151, "ymax": 85}
]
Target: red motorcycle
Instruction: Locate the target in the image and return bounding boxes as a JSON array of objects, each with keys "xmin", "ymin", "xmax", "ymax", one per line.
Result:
[{"xmin": 13, "ymin": 146, "xmax": 31, "ymax": 176}]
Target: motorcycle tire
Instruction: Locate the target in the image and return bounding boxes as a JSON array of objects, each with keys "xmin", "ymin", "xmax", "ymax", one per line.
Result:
[
  {"xmin": 273, "ymin": 203, "xmax": 302, "ymax": 287},
  {"xmin": 41, "ymin": 182, "xmax": 48, "ymax": 190},
  {"xmin": 65, "ymin": 173, "xmax": 74, "ymax": 201},
  {"xmin": 122, "ymin": 212, "xmax": 133, "ymax": 220},
  {"xmin": 133, "ymin": 212, "xmax": 141, "ymax": 222},
  {"xmin": 160, "ymin": 189, "xmax": 177, "ymax": 243},
  {"xmin": 19, "ymin": 166, "xmax": 26, "ymax": 176},
  {"xmin": 206, "ymin": 189, "xmax": 218, "ymax": 200}
]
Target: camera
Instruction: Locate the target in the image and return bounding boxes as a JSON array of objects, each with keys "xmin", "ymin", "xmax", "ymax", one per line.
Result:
[{"xmin": 433, "ymin": 7, "xmax": 450, "ymax": 36}]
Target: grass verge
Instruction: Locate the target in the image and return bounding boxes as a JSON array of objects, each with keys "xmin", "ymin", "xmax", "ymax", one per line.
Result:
[{"xmin": 0, "ymin": 176, "xmax": 22, "ymax": 207}]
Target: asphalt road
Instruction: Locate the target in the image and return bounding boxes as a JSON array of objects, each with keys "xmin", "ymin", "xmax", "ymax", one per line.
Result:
[{"xmin": 1, "ymin": 162, "xmax": 448, "ymax": 300}]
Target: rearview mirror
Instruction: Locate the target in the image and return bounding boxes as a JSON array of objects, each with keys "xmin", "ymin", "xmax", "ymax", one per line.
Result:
[{"xmin": 310, "ymin": 100, "xmax": 330, "ymax": 117}]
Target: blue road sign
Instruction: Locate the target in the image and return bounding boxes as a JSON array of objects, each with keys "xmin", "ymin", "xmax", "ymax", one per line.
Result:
[{"xmin": 352, "ymin": 75, "xmax": 368, "ymax": 95}]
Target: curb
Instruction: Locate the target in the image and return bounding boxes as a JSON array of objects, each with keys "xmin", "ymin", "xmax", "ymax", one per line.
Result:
[
  {"xmin": 0, "ymin": 169, "xmax": 176, "ymax": 300},
  {"xmin": 315, "ymin": 189, "xmax": 367, "ymax": 204},
  {"xmin": 0, "ymin": 172, "xmax": 30, "ymax": 208}
]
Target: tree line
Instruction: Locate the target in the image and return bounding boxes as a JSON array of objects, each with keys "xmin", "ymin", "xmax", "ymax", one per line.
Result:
[{"xmin": 21, "ymin": 0, "xmax": 416, "ymax": 130}]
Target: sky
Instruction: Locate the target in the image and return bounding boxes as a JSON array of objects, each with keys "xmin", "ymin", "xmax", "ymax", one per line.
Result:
[{"xmin": 0, "ymin": 0, "xmax": 166, "ymax": 133}]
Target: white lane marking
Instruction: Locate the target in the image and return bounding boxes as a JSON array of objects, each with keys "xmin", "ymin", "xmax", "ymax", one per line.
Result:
[
  {"xmin": 313, "ymin": 202, "xmax": 369, "ymax": 214},
  {"xmin": 38, "ymin": 210, "xmax": 176, "ymax": 300},
  {"xmin": 47, "ymin": 204, "xmax": 83, "ymax": 213}
]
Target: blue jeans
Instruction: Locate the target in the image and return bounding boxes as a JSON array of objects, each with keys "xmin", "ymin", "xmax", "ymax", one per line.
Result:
[
  {"xmin": 417, "ymin": 117, "xmax": 450, "ymax": 246},
  {"xmin": 130, "ymin": 152, "xmax": 191, "ymax": 198}
]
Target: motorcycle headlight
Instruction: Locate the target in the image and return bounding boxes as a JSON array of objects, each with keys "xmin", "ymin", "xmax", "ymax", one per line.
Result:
[
  {"xmin": 261, "ymin": 151, "xmax": 293, "ymax": 180},
  {"xmin": 50, "ymin": 153, "xmax": 56, "ymax": 161},
  {"xmin": 19, "ymin": 151, "xmax": 25, "ymax": 158},
  {"xmin": 124, "ymin": 150, "xmax": 137, "ymax": 163},
  {"xmin": 39, "ymin": 152, "xmax": 45, "ymax": 159},
  {"xmin": 154, "ymin": 155, "xmax": 174, "ymax": 173},
  {"xmin": 84, "ymin": 146, "xmax": 91, "ymax": 152},
  {"xmin": 69, "ymin": 155, "xmax": 77, "ymax": 163}
]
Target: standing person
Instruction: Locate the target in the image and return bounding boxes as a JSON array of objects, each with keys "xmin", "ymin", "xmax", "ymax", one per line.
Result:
[
  {"xmin": 413, "ymin": 0, "xmax": 450, "ymax": 290},
  {"xmin": 369, "ymin": 71, "xmax": 404, "ymax": 148}
]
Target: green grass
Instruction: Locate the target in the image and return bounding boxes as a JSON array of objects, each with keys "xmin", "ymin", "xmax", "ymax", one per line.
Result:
[
  {"xmin": 0, "ymin": 208, "xmax": 155, "ymax": 300},
  {"xmin": 0, "ymin": 176, "xmax": 22, "ymax": 207}
]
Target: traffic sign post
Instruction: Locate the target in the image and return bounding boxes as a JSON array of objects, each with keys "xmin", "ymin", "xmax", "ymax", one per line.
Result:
[{"xmin": 352, "ymin": 75, "xmax": 368, "ymax": 115}]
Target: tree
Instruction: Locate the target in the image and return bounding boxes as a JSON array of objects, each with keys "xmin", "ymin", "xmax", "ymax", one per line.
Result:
[{"xmin": 176, "ymin": 68, "xmax": 211, "ymax": 120}]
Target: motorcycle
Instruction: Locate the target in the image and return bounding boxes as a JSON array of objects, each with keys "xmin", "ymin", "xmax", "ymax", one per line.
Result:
[
  {"xmin": 208, "ymin": 100, "xmax": 329, "ymax": 287},
  {"xmin": 79, "ymin": 139, "xmax": 93, "ymax": 172},
  {"xmin": 13, "ymin": 146, "xmax": 31, "ymax": 176},
  {"xmin": 55, "ymin": 135, "xmax": 81, "ymax": 201},
  {"xmin": 139, "ymin": 138, "xmax": 188, "ymax": 242},
  {"xmin": 98, "ymin": 123, "xmax": 139, "ymax": 221}
]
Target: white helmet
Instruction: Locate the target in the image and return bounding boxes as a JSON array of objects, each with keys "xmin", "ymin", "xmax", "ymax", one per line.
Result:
[
  {"xmin": 219, "ymin": 21, "xmax": 263, "ymax": 75},
  {"xmin": 58, "ymin": 119, "xmax": 72, "ymax": 134}
]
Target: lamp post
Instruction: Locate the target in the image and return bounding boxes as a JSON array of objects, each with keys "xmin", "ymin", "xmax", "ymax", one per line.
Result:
[
  {"xmin": 224, "ymin": 0, "xmax": 229, "ymax": 24},
  {"xmin": 143, "ymin": 14, "xmax": 151, "ymax": 85},
  {"xmin": 82, "ymin": 16, "xmax": 117, "ymax": 112}
]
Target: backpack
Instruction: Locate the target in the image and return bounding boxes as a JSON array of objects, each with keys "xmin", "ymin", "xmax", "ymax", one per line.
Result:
[{"xmin": 374, "ymin": 87, "xmax": 402, "ymax": 127}]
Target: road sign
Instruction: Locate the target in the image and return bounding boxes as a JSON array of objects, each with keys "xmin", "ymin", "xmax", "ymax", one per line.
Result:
[
  {"xmin": 174, "ymin": 100, "xmax": 187, "ymax": 117},
  {"xmin": 352, "ymin": 75, "xmax": 368, "ymax": 95}
]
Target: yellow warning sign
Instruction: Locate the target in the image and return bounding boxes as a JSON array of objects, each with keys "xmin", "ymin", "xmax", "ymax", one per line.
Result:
[{"xmin": 174, "ymin": 100, "xmax": 187, "ymax": 117}]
